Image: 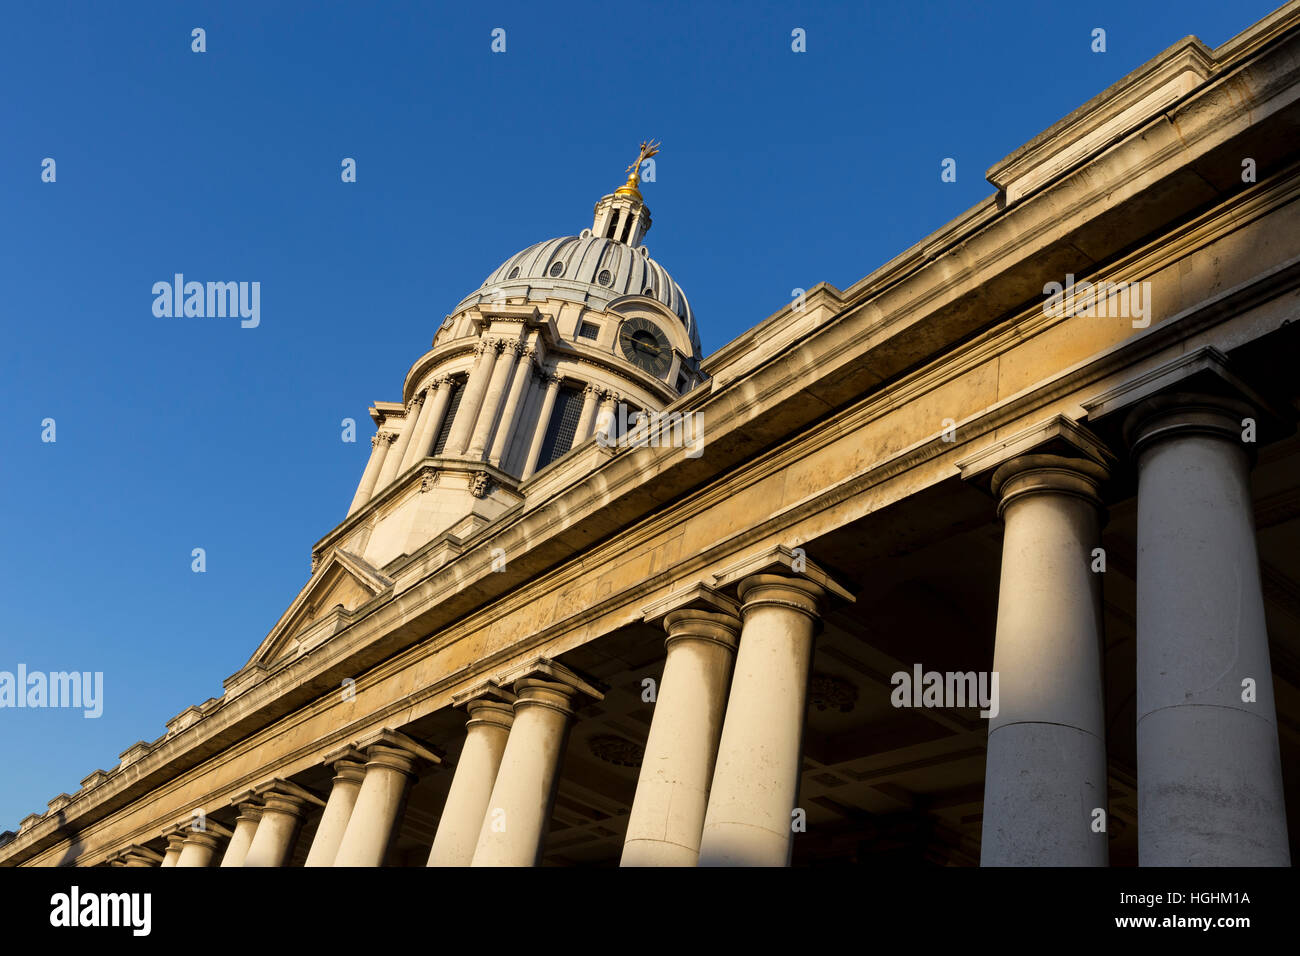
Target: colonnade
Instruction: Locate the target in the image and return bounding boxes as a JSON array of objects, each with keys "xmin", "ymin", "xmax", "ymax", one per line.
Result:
[
  {"xmin": 347, "ymin": 336, "xmax": 628, "ymax": 513},
  {"xmin": 974, "ymin": 389, "xmax": 1290, "ymax": 866},
  {"xmin": 113, "ymin": 386, "xmax": 1292, "ymax": 868}
]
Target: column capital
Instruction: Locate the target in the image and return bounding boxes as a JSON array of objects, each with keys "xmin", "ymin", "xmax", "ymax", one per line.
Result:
[
  {"xmin": 111, "ymin": 845, "xmax": 164, "ymax": 867},
  {"xmin": 957, "ymin": 413, "xmax": 1115, "ymax": 495},
  {"xmin": 351, "ymin": 728, "xmax": 442, "ymax": 777},
  {"xmin": 1082, "ymin": 345, "xmax": 1292, "ymax": 453},
  {"xmin": 990, "ymin": 454, "xmax": 1110, "ymax": 517},
  {"xmin": 707, "ymin": 544, "xmax": 854, "ymax": 605},
  {"xmin": 497, "ymin": 657, "xmax": 606, "ymax": 706},
  {"xmin": 736, "ymin": 574, "xmax": 825, "ymax": 620},
  {"xmin": 250, "ymin": 779, "xmax": 326, "ymax": 816},
  {"xmin": 641, "ymin": 582, "xmax": 742, "ymax": 651},
  {"xmin": 1123, "ymin": 392, "xmax": 1260, "ymax": 461}
]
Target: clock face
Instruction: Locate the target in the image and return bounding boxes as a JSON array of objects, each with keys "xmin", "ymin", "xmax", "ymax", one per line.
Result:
[{"xmin": 618, "ymin": 317, "xmax": 672, "ymax": 376}]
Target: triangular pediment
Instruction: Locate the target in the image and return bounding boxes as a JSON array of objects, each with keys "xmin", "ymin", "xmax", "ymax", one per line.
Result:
[{"xmin": 244, "ymin": 550, "xmax": 393, "ymax": 669}]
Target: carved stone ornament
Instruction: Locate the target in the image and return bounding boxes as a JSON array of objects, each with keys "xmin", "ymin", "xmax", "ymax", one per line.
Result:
[
  {"xmin": 420, "ymin": 471, "xmax": 439, "ymax": 492},
  {"xmin": 469, "ymin": 471, "xmax": 491, "ymax": 498},
  {"xmin": 810, "ymin": 673, "xmax": 858, "ymax": 713},
  {"xmin": 588, "ymin": 734, "xmax": 644, "ymax": 768}
]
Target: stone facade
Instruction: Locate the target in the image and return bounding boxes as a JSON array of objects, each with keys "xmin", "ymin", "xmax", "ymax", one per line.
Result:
[{"xmin": 4, "ymin": 7, "xmax": 1300, "ymax": 867}]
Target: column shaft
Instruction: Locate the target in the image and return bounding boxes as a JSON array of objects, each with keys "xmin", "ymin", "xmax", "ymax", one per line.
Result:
[
  {"xmin": 467, "ymin": 342, "xmax": 520, "ymax": 459},
  {"xmin": 377, "ymin": 401, "xmax": 421, "ymax": 488},
  {"xmin": 444, "ymin": 340, "xmax": 500, "ymax": 456},
  {"xmin": 521, "ymin": 374, "xmax": 562, "ymax": 479},
  {"xmin": 573, "ymin": 384, "xmax": 601, "ymax": 444},
  {"xmin": 219, "ymin": 807, "xmax": 262, "ymax": 867},
  {"xmin": 428, "ymin": 700, "xmax": 515, "ymax": 866},
  {"xmin": 332, "ymin": 734, "xmax": 436, "ymax": 867},
  {"xmin": 470, "ymin": 680, "xmax": 577, "ymax": 866},
  {"xmin": 488, "ymin": 349, "xmax": 535, "ymax": 466},
  {"xmin": 622, "ymin": 609, "xmax": 739, "ymax": 866},
  {"xmin": 1131, "ymin": 397, "xmax": 1290, "ymax": 865},
  {"xmin": 698, "ymin": 574, "xmax": 823, "ymax": 866},
  {"xmin": 305, "ymin": 752, "xmax": 367, "ymax": 867},
  {"xmin": 412, "ymin": 379, "xmax": 453, "ymax": 464},
  {"xmin": 348, "ymin": 433, "xmax": 392, "ymax": 515},
  {"xmin": 980, "ymin": 455, "xmax": 1110, "ymax": 866}
]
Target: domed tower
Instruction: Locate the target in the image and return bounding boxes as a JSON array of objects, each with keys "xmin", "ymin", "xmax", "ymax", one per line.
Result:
[{"xmin": 328, "ymin": 145, "xmax": 705, "ymax": 569}]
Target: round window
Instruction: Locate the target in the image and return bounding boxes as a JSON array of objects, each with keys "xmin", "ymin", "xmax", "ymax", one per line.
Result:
[
  {"xmin": 597, "ymin": 269, "xmax": 613, "ymax": 286},
  {"xmin": 508, "ymin": 266, "xmax": 520, "ymax": 279},
  {"xmin": 549, "ymin": 262, "xmax": 564, "ymax": 278}
]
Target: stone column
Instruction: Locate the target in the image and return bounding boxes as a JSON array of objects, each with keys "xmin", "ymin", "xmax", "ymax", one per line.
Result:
[
  {"xmin": 979, "ymin": 454, "xmax": 1110, "ymax": 866},
  {"xmin": 573, "ymin": 383, "xmax": 602, "ymax": 444},
  {"xmin": 488, "ymin": 347, "xmax": 536, "ymax": 466},
  {"xmin": 471, "ymin": 664, "xmax": 602, "ymax": 866},
  {"xmin": 159, "ymin": 832, "xmax": 187, "ymax": 868},
  {"xmin": 698, "ymin": 574, "xmax": 825, "ymax": 867},
  {"xmin": 622, "ymin": 606, "xmax": 740, "ymax": 867},
  {"xmin": 377, "ymin": 397, "xmax": 423, "ymax": 488},
  {"xmin": 593, "ymin": 390, "xmax": 620, "ymax": 445},
  {"xmin": 521, "ymin": 372, "xmax": 562, "ymax": 480},
  {"xmin": 428, "ymin": 689, "xmax": 517, "ymax": 866},
  {"xmin": 411, "ymin": 377, "xmax": 454, "ymax": 464},
  {"xmin": 445, "ymin": 339, "xmax": 501, "ymax": 456},
  {"xmin": 242, "ymin": 780, "xmax": 325, "ymax": 868},
  {"xmin": 347, "ymin": 432, "xmax": 394, "ymax": 515},
  {"xmin": 1128, "ymin": 394, "xmax": 1290, "ymax": 865},
  {"xmin": 175, "ymin": 821, "xmax": 232, "ymax": 868},
  {"xmin": 396, "ymin": 389, "xmax": 435, "ymax": 474},
  {"xmin": 333, "ymin": 730, "xmax": 441, "ymax": 867},
  {"xmin": 218, "ymin": 800, "xmax": 262, "ymax": 868},
  {"xmin": 467, "ymin": 341, "xmax": 521, "ymax": 460},
  {"xmin": 304, "ymin": 747, "xmax": 367, "ymax": 867}
]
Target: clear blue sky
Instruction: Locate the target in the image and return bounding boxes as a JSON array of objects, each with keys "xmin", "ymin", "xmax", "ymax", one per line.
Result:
[{"xmin": 0, "ymin": 0, "xmax": 1281, "ymax": 830}]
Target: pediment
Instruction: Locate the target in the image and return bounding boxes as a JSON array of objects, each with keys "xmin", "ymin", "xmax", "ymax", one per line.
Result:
[{"xmin": 243, "ymin": 550, "xmax": 393, "ymax": 670}]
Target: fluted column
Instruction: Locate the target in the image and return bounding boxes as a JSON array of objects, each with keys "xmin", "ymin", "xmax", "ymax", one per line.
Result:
[
  {"xmin": 980, "ymin": 454, "xmax": 1110, "ymax": 866},
  {"xmin": 304, "ymin": 747, "xmax": 367, "ymax": 867},
  {"xmin": 471, "ymin": 666, "xmax": 602, "ymax": 866},
  {"xmin": 242, "ymin": 781, "xmax": 324, "ymax": 868},
  {"xmin": 467, "ymin": 341, "xmax": 521, "ymax": 460},
  {"xmin": 573, "ymin": 383, "xmax": 602, "ymax": 444},
  {"xmin": 521, "ymin": 372, "xmax": 563, "ymax": 480},
  {"xmin": 622, "ymin": 607, "xmax": 740, "ymax": 866},
  {"xmin": 444, "ymin": 339, "xmax": 500, "ymax": 456},
  {"xmin": 488, "ymin": 347, "xmax": 536, "ymax": 466},
  {"xmin": 409, "ymin": 377, "xmax": 454, "ymax": 465},
  {"xmin": 698, "ymin": 574, "xmax": 825, "ymax": 866},
  {"xmin": 159, "ymin": 832, "xmax": 186, "ymax": 868},
  {"xmin": 348, "ymin": 432, "xmax": 395, "ymax": 515},
  {"xmin": 333, "ymin": 730, "xmax": 441, "ymax": 867},
  {"xmin": 175, "ymin": 821, "xmax": 232, "ymax": 868},
  {"xmin": 218, "ymin": 801, "xmax": 262, "ymax": 867},
  {"xmin": 428, "ymin": 692, "xmax": 517, "ymax": 866},
  {"xmin": 1128, "ymin": 394, "xmax": 1290, "ymax": 865}
]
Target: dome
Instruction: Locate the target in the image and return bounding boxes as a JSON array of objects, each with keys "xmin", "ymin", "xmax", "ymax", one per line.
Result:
[{"xmin": 461, "ymin": 233, "xmax": 701, "ymax": 355}]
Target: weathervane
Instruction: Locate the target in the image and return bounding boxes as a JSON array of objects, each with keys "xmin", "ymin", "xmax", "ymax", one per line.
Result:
[{"xmin": 616, "ymin": 139, "xmax": 660, "ymax": 198}]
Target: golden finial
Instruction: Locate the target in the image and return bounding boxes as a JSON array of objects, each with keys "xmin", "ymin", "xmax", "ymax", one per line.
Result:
[{"xmin": 615, "ymin": 139, "xmax": 660, "ymax": 198}]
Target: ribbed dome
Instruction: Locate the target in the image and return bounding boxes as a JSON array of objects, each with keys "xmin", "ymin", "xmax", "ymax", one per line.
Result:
[{"xmin": 461, "ymin": 232, "xmax": 701, "ymax": 355}]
